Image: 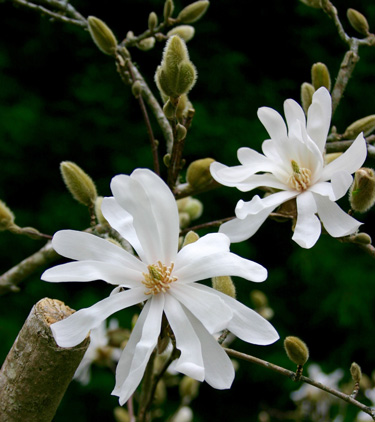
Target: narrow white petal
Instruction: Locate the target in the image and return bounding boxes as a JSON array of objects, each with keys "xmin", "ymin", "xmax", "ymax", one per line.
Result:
[
  {"xmin": 308, "ymin": 181, "xmax": 335, "ymax": 201},
  {"xmin": 51, "ymin": 287, "xmax": 146, "ymax": 348},
  {"xmin": 210, "ymin": 161, "xmax": 255, "ymax": 187},
  {"xmin": 101, "ymin": 197, "xmax": 145, "ymax": 261},
  {"xmin": 330, "ymin": 171, "xmax": 353, "ymax": 200},
  {"xmin": 307, "ymin": 87, "xmax": 332, "ymax": 153},
  {"xmin": 257, "ymin": 107, "xmax": 288, "ymax": 141},
  {"xmin": 235, "ymin": 191, "xmax": 297, "ymax": 217},
  {"xmin": 314, "ymin": 193, "xmax": 362, "ymax": 237},
  {"xmin": 110, "ymin": 169, "xmax": 179, "ymax": 264},
  {"xmin": 51, "ymin": 230, "xmax": 145, "ymax": 272},
  {"xmin": 170, "ymin": 283, "xmax": 233, "ymax": 334},
  {"xmin": 164, "ymin": 294, "xmax": 205, "ymax": 380},
  {"xmin": 194, "ymin": 284, "xmax": 279, "ymax": 345},
  {"xmin": 113, "ymin": 295, "xmax": 164, "ymax": 405},
  {"xmin": 321, "ymin": 133, "xmax": 367, "ymax": 181},
  {"xmin": 284, "ymin": 98, "xmax": 306, "ymax": 138},
  {"xmin": 185, "ymin": 308, "xmax": 234, "ymax": 389},
  {"xmin": 42, "ymin": 260, "xmax": 144, "ymax": 287},
  {"xmin": 235, "ymin": 174, "xmax": 288, "ymax": 192},
  {"xmin": 292, "ymin": 191, "xmax": 321, "ymax": 248},
  {"xmin": 237, "ymin": 147, "xmax": 276, "ymax": 172}
]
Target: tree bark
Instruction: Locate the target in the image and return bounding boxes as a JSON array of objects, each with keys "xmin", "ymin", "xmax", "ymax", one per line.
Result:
[{"xmin": 0, "ymin": 297, "xmax": 90, "ymax": 422}]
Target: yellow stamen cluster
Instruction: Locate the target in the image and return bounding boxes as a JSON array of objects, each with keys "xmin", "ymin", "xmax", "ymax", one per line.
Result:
[
  {"xmin": 289, "ymin": 160, "xmax": 312, "ymax": 192},
  {"xmin": 142, "ymin": 261, "xmax": 177, "ymax": 295}
]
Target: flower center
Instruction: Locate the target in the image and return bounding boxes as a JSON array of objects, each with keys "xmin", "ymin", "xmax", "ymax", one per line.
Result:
[
  {"xmin": 288, "ymin": 160, "xmax": 312, "ymax": 192},
  {"xmin": 142, "ymin": 261, "xmax": 177, "ymax": 295}
]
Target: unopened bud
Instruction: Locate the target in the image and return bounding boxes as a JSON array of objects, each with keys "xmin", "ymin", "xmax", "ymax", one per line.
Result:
[
  {"xmin": 182, "ymin": 230, "xmax": 200, "ymax": 247},
  {"xmin": 95, "ymin": 197, "xmax": 108, "ymax": 226},
  {"xmin": 301, "ymin": 82, "xmax": 315, "ymax": 114},
  {"xmin": 311, "ymin": 62, "xmax": 331, "ymax": 91},
  {"xmin": 299, "ymin": 0, "xmax": 322, "ymax": 8},
  {"xmin": 60, "ymin": 161, "xmax": 97, "ymax": 206},
  {"xmin": 131, "ymin": 80, "xmax": 142, "ymax": 97},
  {"xmin": 184, "ymin": 197, "xmax": 203, "ymax": 220},
  {"xmin": 176, "ymin": 123, "xmax": 187, "ymax": 141},
  {"xmin": 167, "ymin": 25, "xmax": 195, "ymax": 42},
  {"xmin": 114, "ymin": 407, "xmax": 130, "ymax": 422},
  {"xmin": 212, "ymin": 276, "xmax": 236, "ymax": 298},
  {"xmin": 350, "ymin": 362, "xmax": 362, "ymax": 383},
  {"xmin": 177, "ymin": 1, "xmax": 210, "ymax": 23},
  {"xmin": 186, "ymin": 158, "xmax": 215, "ymax": 189},
  {"xmin": 353, "ymin": 232, "xmax": 372, "ymax": 245},
  {"xmin": 148, "ymin": 12, "xmax": 158, "ymax": 31},
  {"xmin": 250, "ymin": 290, "xmax": 268, "ymax": 308},
  {"xmin": 179, "ymin": 212, "xmax": 190, "ymax": 228},
  {"xmin": 284, "ymin": 336, "xmax": 309, "ymax": 366},
  {"xmin": 347, "ymin": 8, "xmax": 370, "ymax": 36},
  {"xmin": 163, "ymin": 153, "xmax": 171, "ymax": 167},
  {"xmin": 343, "ymin": 115, "xmax": 375, "ymax": 139},
  {"xmin": 137, "ymin": 37, "xmax": 156, "ymax": 51},
  {"xmin": 164, "ymin": 0, "xmax": 174, "ymax": 21},
  {"xmin": 87, "ymin": 16, "xmax": 118, "ymax": 56},
  {"xmin": 0, "ymin": 200, "xmax": 15, "ymax": 231},
  {"xmin": 179, "ymin": 376, "xmax": 200, "ymax": 399},
  {"xmin": 163, "ymin": 99, "xmax": 177, "ymax": 119},
  {"xmin": 349, "ymin": 168, "xmax": 375, "ymax": 213}
]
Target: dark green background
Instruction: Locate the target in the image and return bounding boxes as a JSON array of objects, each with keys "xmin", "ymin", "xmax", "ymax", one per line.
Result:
[{"xmin": 0, "ymin": 0, "xmax": 374, "ymax": 420}]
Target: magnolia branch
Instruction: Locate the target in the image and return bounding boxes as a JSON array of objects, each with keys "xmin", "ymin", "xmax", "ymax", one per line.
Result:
[{"xmin": 224, "ymin": 348, "xmax": 375, "ymax": 420}]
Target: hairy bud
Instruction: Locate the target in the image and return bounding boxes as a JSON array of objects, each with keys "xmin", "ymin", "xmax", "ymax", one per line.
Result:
[
  {"xmin": 311, "ymin": 62, "xmax": 331, "ymax": 91},
  {"xmin": 167, "ymin": 25, "xmax": 195, "ymax": 42},
  {"xmin": 177, "ymin": 1, "xmax": 210, "ymax": 23},
  {"xmin": 148, "ymin": 12, "xmax": 158, "ymax": 31},
  {"xmin": 60, "ymin": 161, "xmax": 97, "ymax": 206},
  {"xmin": 212, "ymin": 276, "xmax": 236, "ymax": 298},
  {"xmin": 163, "ymin": 0, "xmax": 174, "ymax": 21},
  {"xmin": 301, "ymin": 82, "xmax": 315, "ymax": 114},
  {"xmin": 349, "ymin": 168, "xmax": 375, "ymax": 213},
  {"xmin": 186, "ymin": 158, "xmax": 215, "ymax": 189},
  {"xmin": 350, "ymin": 362, "xmax": 362, "ymax": 383},
  {"xmin": 137, "ymin": 37, "xmax": 156, "ymax": 51},
  {"xmin": 343, "ymin": 115, "xmax": 375, "ymax": 139},
  {"xmin": 353, "ymin": 232, "xmax": 372, "ymax": 245},
  {"xmin": 284, "ymin": 336, "xmax": 309, "ymax": 366},
  {"xmin": 87, "ymin": 16, "xmax": 118, "ymax": 56},
  {"xmin": 0, "ymin": 200, "xmax": 15, "ymax": 231},
  {"xmin": 347, "ymin": 8, "xmax": 370, "ymax": 36}
]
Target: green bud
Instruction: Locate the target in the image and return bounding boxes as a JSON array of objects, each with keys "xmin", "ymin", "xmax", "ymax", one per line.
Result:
[
  {"xmin": 299, "ymin": 0, "xmax": 322, "ymax": 8},
  {"xmin": 186, "ymin": 158, "xmax": 215, "ymax": 189},
  {"xmin": 0, "ymin": 200, "xmax": 15, "ymax": 231},
  {"xmin": 162, "ymin": 98, "xmax": 177, "ymax": 119},
  {"xmin": 163, "ymin": 0, "xmax": 174, "ymax": 21},
  {"xmin": 87, "ymin": 16, "xmax": 118, "ymax": 56},
  {"xmin": 148, "ymin": 12, "xmax": 158, "ymax": 31},
  {"xmin": 343, "ymin": 115, "xmax": 375, "ymax": 139},
  {"xmin": 94, "ymin": 197, "xmax": 109, "ymax": 226},
  {"xmin": 167, "ymin": 25, "xmax": 195, "ymax": 42},
  {"xmin": 349, "ymin": 168, "xmax": 375, "ymax": 213},
  {"xmin": 60, "ymin": 161, "xmax": 97, "ymax": 206},
  {"xmin": 184, "ymin": 197, "xmax": 203, "ymax": 220},
  {"xmin": 182, "ymin": 230, "xmax": 200, "ymax": 247},
  {"xmin": 137, "ymin": 37, "xmax": 156, "ymax": 51},
  {"xmin": 350, "ymin": 362, "xmax": 362, "ymax": 383},
  {"xmin": 176, "ymin": 123, "xmax": 187, "ymax": 141},
  {"xmin": 311, "ymin": 62, "xmax": 331, "ymax": 91},
  {"xmin": 353, "ymin": 232, "xmax": 372, "ymax": 245},
  {"xmin": 163, "ymin": 153, "xmax": 171, "ymax": 167},
  {"xmin": 177, "ymin": 0, "xmax": 210, "ymax": 24},
  {"xmin": 114, "ymin": 407, "xmax": 130, "ymax": 422},
  {"xmin": 250, "ymin": 290, "xmax": 268, "ymax": 308},
  {"xmin": 179, "ymin": 211, "xmax": 190, "ymax": 228},
  {"xmin": 284, "ymin": 336, "xmax": 309, "ymax": 366},
  {"xmin": 212, "ymin": 276, "xmax": 236, "ymax": 298},
  {"xmin": 179, "ymin": 376, "xmax": 200, "ymax": 399},
  {"xmin": 131, "ymin": 80, "xmax": 142, "ymax": 97},
  {"xmin": 301, "ymin": 82, "xmax": 315, "ymax": 114},
  {"xmin": 347, "ymin": 8, "xmax": 370, "ymax": 36}
]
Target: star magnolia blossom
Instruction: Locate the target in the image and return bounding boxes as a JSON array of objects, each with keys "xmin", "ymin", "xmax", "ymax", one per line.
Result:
[
  {"xmin": 210, "ymin": 87, "xmax": 367, "ymax": 248},
  {"xmin": 42, "ymin": 168, "xmax": 279, "ymax": 405}
]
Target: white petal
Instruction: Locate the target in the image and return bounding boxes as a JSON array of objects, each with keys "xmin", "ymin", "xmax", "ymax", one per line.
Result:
[
  {"xmin": 185, "ymin": 308, "xmax": 234, "ymax": 389},
  {"xmin": 101, "ymin": 197, "xmax": 145, "ymax": 261},
  {"xmin": 307, "ymin": 87, "xmax": 332, "ymax": 153},
  {"xmin": 321, "ymin": 133, "xmax": 367, "ymax": 181},
  {"xmin": 113, "ymin": 295, "xmax": 164, "ymax": 405},
  {"xmin": 292, "ymin": 191, "xmax": 321, "ymax": 248},
  {"xmin": 314, "ymin": 193, "xmax": 362, "ymax": 237},
  {"xmin": 257, "ymin": 107, "xmax": 288, "ymax": 141},
  {"xmin": 308, "ymin": 181, "xmax": 335, "ymax": 201},
  {"xmin": 110, "ymin": 169, "xmax": 179, "ymax": 264},
  {"xmin": 42, "ymin": 260, "xmax": 144, "ymax": 287},
  {"xmin": 330, "ymin": 171, "xmax": 353, "ymax": 200},
  {"xmin": 236, "ymin": 191, "xmax": 297, "ymax": 217},
  {"xmin": 193, "ymin": 284, "xmax": 279, "ymax": 345},
  {"xmin": 235, "ymin": 174, "xmax": 288, "ymax": 192},
  {"xmin": 51, "ymin": 287, "xmax": 146, "ymax": 348},
  {"xmin": 209, "ymin": 161, "xmax": 255, "ymax": 187},
  {"xmin": 237, "ymin": 147, "xmax": 276, "ymax": 171},
  {"xmin": 164, "ymin": 294, "xmax": 205, "ymax": 380},
  {"xmin": 284, "ymin": 98, "xmax": 306, "ymax": 139},
  {"xmin": 170, "ymin": 283, "xmax": 233, "ymax": 334},
  {"xmin": 51, "ymin": 230, "xmax": 145, "ymax": 272}
]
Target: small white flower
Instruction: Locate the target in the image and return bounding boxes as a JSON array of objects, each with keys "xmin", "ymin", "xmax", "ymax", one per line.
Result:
[
  {"xmin": 210, "ymin": 87, "xmax": 367, "ymax": 248},
  {"xmin": 42, "ymin": 168, "xmax": 279, "ymax": 405}
]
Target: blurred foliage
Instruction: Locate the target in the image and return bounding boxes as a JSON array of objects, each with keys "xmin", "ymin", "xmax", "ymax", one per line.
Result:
[{"xmin": 0, "ymin": 0, "xmax": 374, "ymax": 421}]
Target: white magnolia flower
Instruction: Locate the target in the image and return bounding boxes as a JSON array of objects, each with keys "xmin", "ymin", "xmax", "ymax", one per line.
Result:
[
  {"xmin": 210, "ymin": 87, "xmax": 367, "ymax": 248},
  {"xmin": 42, "ymin": 168, "xmax": 279, "ymax": 405}
]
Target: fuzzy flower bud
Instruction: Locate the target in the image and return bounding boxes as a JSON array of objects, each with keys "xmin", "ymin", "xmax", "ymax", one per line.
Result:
[
  {"xmin": 167, "ymin": 25, "xmax": 195, "ymax": 42},
  {"xmin": 350, "ymin": 362, "xmax": 362, "ymax": 383},
  {"xmin": 301, "ymin": 82, "xmax": 315, "ymax": 114},
  {"xmin": 60, "ymin": 161, "xmax": 98, "ymax": 207},
  {"xmin": 311, "ymin": 62, "xmax": 331, "ymax": 91},
  {"xmin": 177, "ymin": 1, "xmax": 210, "ymax": 23},
  {"xmin": 163, "ymin": 0, "xmax": 174, "ymax": 21},
  {"xmin": 250, "ymin": 290, "xmax": 268, "ymax": 308},
  {"xmin": 212, "ymin": 276, "xmax": 236, "ymax": 298},
  {"xmin": 137, "ymin": 37, "xmax": 156, "ymax": 51},
  {"xmin": 87, "ymin": 16, "xmax": 118, "ymax": 56},
  {"xmin": 347, "ymin": 8, "xmax": 370, "ymax": 36},
  {"xmin": 182, "ymin": 230, "xmax": 200, "ymax": 247},
  {"xmin": 186, "ymin": 158, "xmax": 215, "ymax": 189},
  {"xmin": 353, "ymin": 232, "xmax": 372, "ymax": 245},
  {"xmin": 179, "ymin": 376, "xmax": 200, "ymax": 399},
  {"xmin": 284, "ymin": 336, "xmax": 309, "ymax": 366},
  {"xmin": 349, "ymin": 168, "xmax": 375, "ymax": 213},
  {"xmin": 148, "ymin": 12, "xmax": 158, "ymax": 31},
  {"xmin": 95, "ymin": 197, "xmax": 109, "ymax": 226},
  {"xmin": 343, "ymin": 115, "xmax": 375, "ymax": 139},
  {"xmin": 0, "ymin": 200, "xmax": 15, "ymax": 231}
]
